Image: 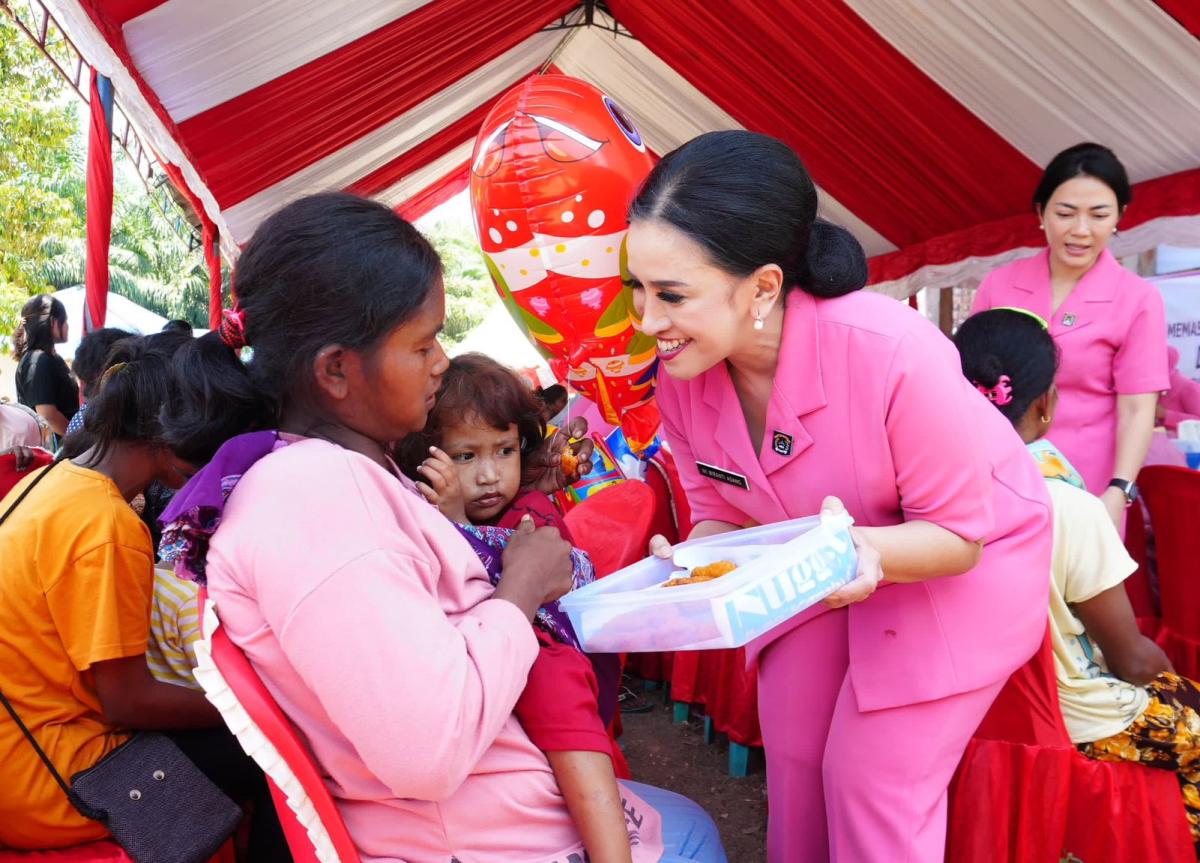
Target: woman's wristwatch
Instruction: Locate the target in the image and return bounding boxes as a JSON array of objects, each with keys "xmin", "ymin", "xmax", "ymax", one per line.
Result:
[{"xmin": 1108, "ymin": 478, "xmax": 1139, "ymax": 507}]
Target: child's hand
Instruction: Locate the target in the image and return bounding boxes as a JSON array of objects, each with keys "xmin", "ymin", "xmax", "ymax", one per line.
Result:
[
  {"xmin": 523, "ymin": 417, "xmax": 596, "ymax": 493},
  {"xmin": 415, "ymin": 447, "xmax": 468, "ymax": 523}
]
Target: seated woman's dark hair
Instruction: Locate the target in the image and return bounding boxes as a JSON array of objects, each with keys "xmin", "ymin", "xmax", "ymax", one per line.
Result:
[
  {"xmin": 628, "ymin": 130, "xmax": 867, "ymax": 298},
  {"xmin": 953, "ymin": 309, "xmax": 1059, "ymax": 425},
  {"xmin": 1033, "ymin": 143, "xmax": 1131, "ymax": 213},
  {"xmin": 12, "ymin": 295, "xmax": 67, "ymax": 361},
  {"xmin": 395, "ymin": 353, "xmax": 545, "ymax": 481},
  {"xmin": 162, "ymin": 192, "xmax": 443, "ymax": 464},
  {"xmin": 80, "ymin": 331, "xmax": 193, "ymax": 463},
  {"xmin": 73, "ymin": 327, "xmax": 134, "ymax": 399}
]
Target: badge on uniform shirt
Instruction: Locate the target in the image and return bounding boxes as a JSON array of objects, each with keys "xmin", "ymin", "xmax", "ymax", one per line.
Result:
[
  {"xmin": 1062, "ymin": 313, "xmax": 1077, "ymax": 327},
  {"xmin": 772, "ymin": 431, "xmax": 793, "ymax": 457},
  {"xmin": 696, "ymin": 460, "xmax": 750, "ymax": 491}
]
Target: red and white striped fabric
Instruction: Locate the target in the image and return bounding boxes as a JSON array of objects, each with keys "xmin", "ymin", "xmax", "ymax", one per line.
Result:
[{"xmin": 45, "ymin": 0, "xmax": 1200, "ymax": 298}]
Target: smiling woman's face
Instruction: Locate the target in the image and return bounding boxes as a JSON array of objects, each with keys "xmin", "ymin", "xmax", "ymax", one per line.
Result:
[{"xmin": 625, "ymin": 219, "xmax": 761, "ymax": 381}]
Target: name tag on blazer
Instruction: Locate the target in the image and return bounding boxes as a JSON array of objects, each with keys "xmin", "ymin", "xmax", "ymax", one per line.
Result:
[{"xmin": 696, "ymin": 460, "xmax": 750, "ymax": 491}]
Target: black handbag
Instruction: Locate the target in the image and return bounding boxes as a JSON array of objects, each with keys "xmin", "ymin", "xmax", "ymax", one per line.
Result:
[{"xmin": 0, "ymin": 460, "xmax": 244, "ymax": 862}]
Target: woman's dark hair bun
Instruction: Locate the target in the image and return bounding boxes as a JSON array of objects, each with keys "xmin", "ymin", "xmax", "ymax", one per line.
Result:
[
  {"xmin": 628, "ymin": 130, "xmax": 868, "ymax": 300},
  {"xmin": 805, "ymin": 220, "xmax": 868, "ymax": 298}
]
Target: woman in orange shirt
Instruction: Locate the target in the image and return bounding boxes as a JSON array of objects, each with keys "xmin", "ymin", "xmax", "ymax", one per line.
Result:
[{"xmin": 0, "ymin": 334, "xmax": 284, "ymax": 858}]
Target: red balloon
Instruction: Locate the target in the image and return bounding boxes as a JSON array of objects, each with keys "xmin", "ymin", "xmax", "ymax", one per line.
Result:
[{"xmin": 469, "ymin": 75, "xmax": 659, "ymax": 453}]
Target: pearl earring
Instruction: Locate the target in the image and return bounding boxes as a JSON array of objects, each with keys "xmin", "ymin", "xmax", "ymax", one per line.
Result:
[
  {"xmin": 753, "ymin": 314, "xmax": 764, "ymax": 331},
  {"xmin": 1040, "ymin": 414, "xmax": 1052, "ymax": 424}
]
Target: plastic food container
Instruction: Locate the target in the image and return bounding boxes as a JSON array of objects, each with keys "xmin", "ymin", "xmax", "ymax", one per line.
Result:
[{"xmin": 559, "ymin": 512, "xmax": 857, "ymax": 652}]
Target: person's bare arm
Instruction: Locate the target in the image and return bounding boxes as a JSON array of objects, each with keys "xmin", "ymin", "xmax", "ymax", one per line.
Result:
[
  {"xmin": 34, "ymin": 404, "xmax": 70, "ymax": 436},
  {"xmin": 547, "ymin": 751, "xmax": 632, "ymax": 863},
  {"xmin": 92, "ymin": 656, "xmax": 220, "ymax": 729},
  {"xmin": 1072, "ymin": 584, "xmax": 1172, "ymax": 686}
]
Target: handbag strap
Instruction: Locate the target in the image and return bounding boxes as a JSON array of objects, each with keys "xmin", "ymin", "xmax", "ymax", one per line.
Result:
[
  {"xmin": 0, "ymin": 458, "xmax": 83, "ymax": 808},
  {"xmin": 0, "ymin": 687, "xmax": 75, "ymax": 802}
]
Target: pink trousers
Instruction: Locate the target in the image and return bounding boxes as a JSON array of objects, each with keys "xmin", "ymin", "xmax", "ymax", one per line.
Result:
[{"xmin": 758, "ymin": 608, "xmax": 1003, "ymax": 863}]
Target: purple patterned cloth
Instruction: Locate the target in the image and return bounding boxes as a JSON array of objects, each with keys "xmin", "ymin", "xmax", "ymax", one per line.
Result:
[
  {"xmin": 454, "ymin": 522, "xmax": 595, "ymax": 650},
  {"xmin": 159, "ymin": 431, "xmax": 279, "ymax": 584}
]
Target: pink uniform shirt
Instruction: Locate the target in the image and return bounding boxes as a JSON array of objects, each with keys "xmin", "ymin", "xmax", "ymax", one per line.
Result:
[
  {"xmin": 204, "ymin": 439, "xmax": 662, "ymax": 863},
  {"xmin": 657, "ymin": 289, "xmax": 1052, "ymax": 710},
  {"xmin": 972, "ymin": 249, "xmax": 1169, "ymax": 494}
]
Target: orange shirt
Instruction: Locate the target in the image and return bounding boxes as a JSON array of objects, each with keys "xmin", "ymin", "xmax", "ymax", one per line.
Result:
[{"xmin": 0, "ymin": 461, "xmax": 154, "ymax": 848}]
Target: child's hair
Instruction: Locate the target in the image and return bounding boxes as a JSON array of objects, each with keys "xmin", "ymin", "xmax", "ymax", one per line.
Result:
[
  {"xmin": 536, "ymin": 384, "xmax": 567, "ymax": 406},
  {"xmin": 161, "ymin": 192, "xmax": 443, "ymax": 464},
  {"xmin": 397, "ymin": 353, "xmax": 546, "ymax": 480},
  {"xmin": 954, "ymin": 309, "xmax": 1059, "ymax": 425},
  {"xmin": 12, "ymin": 295, "xmax": 67, "ymax": 361},
  {"xmin": 80, "ymin": 331, "xmax": 193, "ymax": 464},
  {"xmin": 73, "ymin": 327, "xmax": 134, "ymax": 399}
]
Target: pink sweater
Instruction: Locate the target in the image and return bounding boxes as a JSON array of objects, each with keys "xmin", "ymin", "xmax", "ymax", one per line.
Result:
[{"xmin": 205, "ymin": 439, "xmax": 588, "ymax": 862}]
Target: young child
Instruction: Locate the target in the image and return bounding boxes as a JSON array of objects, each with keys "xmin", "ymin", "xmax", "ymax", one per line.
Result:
[
  {"xmin": 955, "ymin": 308, "xmax": 1200, "ymax": 850},
  {"xmin": 398, "ymin": 353, "xmax": 632, "ymax": 863}
]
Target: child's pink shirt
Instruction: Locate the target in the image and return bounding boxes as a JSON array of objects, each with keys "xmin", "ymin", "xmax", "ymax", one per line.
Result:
[{"xmin": 204, "ymin": 438, "xmax": 589, "ymax": 863}]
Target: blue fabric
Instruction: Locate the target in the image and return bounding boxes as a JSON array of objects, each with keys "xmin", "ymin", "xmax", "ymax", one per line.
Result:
[
  {"xmin": 620, "ymin": 780, "xmax": 729, "ymax": 863},
  {"xmin": 65, "ymin": 401, "xmax": 87, "ymax": 435}
]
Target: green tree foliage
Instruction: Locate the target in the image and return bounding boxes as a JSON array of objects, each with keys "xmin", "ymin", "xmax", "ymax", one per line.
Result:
[
  {"xmin": 1, "ymin": 12, "xmax": 218, "ymax": 337},
  {"xmin": 421, "ymin": 217, "xmax": 498, "ymax": 345},
  {"xmin": 0, "ymin": 12, "xmax": 80, "ymax": 335}
]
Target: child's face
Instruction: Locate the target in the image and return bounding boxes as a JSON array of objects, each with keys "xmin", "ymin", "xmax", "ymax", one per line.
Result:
[{"xmin": 440, "ymin": 419, "xmax": 523, "ymax": 523}]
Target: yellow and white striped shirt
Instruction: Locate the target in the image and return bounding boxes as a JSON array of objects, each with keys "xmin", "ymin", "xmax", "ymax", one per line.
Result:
[{"xmin": 146, "ymin": 567, "xmax": 202, "ymax": 690}]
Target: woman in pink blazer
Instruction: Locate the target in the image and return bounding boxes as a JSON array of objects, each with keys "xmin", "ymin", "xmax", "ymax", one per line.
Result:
[
  {"xmin": 626, "ymin": 131, "xmax": 1053, "ymax": 862},
  {"xmin": 972, "ymin": 144, "xmax": 1168, "ymax": 528}
]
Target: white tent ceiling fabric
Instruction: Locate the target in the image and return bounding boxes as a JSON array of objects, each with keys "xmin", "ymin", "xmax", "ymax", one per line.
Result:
[
  {"xmin": 844, "ymin": 0, "xmax": 1200, "ymax": 182},
  {"xmin": 124, "ymin": 0, "xmax": 434, "ymax": 122},
  {"xmin": 45, "ymin": 0, "xmax": 240, "ymax": 258},
  {"xmin": 44, "ymin": 1, "xmax": 1200, "ymax": 290},
  {"xmin": 220, "ymin": 22, "xmax": 571, "ymax": 242},
  {"xmin": 554, "ymin": 13, "xmax": 898, "ymax": 257}
]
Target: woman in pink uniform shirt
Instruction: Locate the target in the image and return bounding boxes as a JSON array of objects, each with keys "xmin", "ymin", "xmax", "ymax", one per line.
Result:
[
  {"xmin": 972, "ymin": 143, "xmax": 1168, "ymax": 528},
  {"xmin": 157, "ymin": 193, "xmax": 726, "ymax": 863},
  {"xmin": 625, "ymin": 131, "xmax": 1053, "ymax": 862}
]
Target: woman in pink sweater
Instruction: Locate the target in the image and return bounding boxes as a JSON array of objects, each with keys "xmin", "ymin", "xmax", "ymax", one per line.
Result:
[{"xmin": 157, "ymin": 193, "xmax": 726, "ymax": 863}]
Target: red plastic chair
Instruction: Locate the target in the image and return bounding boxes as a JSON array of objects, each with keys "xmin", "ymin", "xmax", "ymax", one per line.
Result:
[
  {"xmin": 1122, "ymin": 498, "xmax": 1161, "ymax": 638},
  {"xmin": 0, "ymin": 843, "xmax": 234, "ymax": 863},
  {"xmin": 195, "ymin": 592, "xmax": 362, "ymax": 863},
  {"xmin": 947, "ymin": 629, "xmax": 1192, "ymax": 862},
  {"xmin": 0, "ymin": 449, "xmax": 54, "ymax": 500},
  {"xmin": 1141, "ymin": 466, "xmax": 1200, "ymax": 679},
  {"xmin": 0, "ymin": 843, "xmax": 133, "ymax": 862}
]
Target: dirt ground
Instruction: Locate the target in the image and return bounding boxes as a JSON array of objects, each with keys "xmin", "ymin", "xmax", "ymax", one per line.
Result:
[{"xmin": 619, "ymin": 682, "xmax": 767, "ymax": 862}]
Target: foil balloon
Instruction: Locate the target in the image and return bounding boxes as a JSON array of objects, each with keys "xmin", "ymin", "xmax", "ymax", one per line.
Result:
[{"xmin": 469, "ymin": 75, "xmax": 659, "ymax": 454}]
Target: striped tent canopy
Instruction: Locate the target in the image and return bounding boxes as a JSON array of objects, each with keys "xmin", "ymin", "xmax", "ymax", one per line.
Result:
[{"xmin": 44, "ymin": 0, "xmax": 1200, "ymax": 298}]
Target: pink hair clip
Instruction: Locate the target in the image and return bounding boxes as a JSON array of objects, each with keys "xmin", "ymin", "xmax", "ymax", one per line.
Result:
[
  {"xmin": 975, "ymin": 374, "xmax": 1013, "ymax": 406},
  {"xmin": 219, "ymin": 307, "xmax": 248, "ymax": 351}
]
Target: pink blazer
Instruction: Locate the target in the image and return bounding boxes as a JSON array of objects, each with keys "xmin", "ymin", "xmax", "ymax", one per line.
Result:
[
  {"xmin": 656, "ymin": 289, "xmax": 1052, "ymax": 711},
  {"xmin": 972, "ymin": 249, "xmax": 1168, "ymax": 494}
]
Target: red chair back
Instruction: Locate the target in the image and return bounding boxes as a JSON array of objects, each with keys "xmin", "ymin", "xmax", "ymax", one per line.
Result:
[
  {"xmin": 972, "ymin": 630, "xmax": 1068, "ymax": 747},
  {"xmin": 0, "ymin": 450, "xmax": 54, "ymax": 500},
  {"xmin": 1121, "ymin": 499, "xmax": 1160, "ymax": 637},
  {"xmin": 948, "ymin": 627, "xmax": 1193, "ymax": 862},
  {"xmin": 563, "ymin": 480, "xmax": 657, "ymax": 578},
  {"xmin": 198, "ymin": 594, "xmax": 361, "ymax": 863},
  {"xmin": 1140, "ymin": 466, "xmax": 1200, "ymax": 677}
]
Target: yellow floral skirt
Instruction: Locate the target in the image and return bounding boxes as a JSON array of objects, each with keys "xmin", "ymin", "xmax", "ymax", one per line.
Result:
[{"xmin": 1079, "ymin": 672, "xmax": 1200, "ymax": 851}]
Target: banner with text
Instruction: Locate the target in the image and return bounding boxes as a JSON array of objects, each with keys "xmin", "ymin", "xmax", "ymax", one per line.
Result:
[{"xmin": 1153, "ymin": 270, "xmax": 1200, "ymax": 382}]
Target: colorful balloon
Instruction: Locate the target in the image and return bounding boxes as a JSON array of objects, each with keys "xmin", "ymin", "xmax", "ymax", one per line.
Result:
[{"xmin": 469, "ymin": 75, "xmax": 659, "ymax": 453}]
